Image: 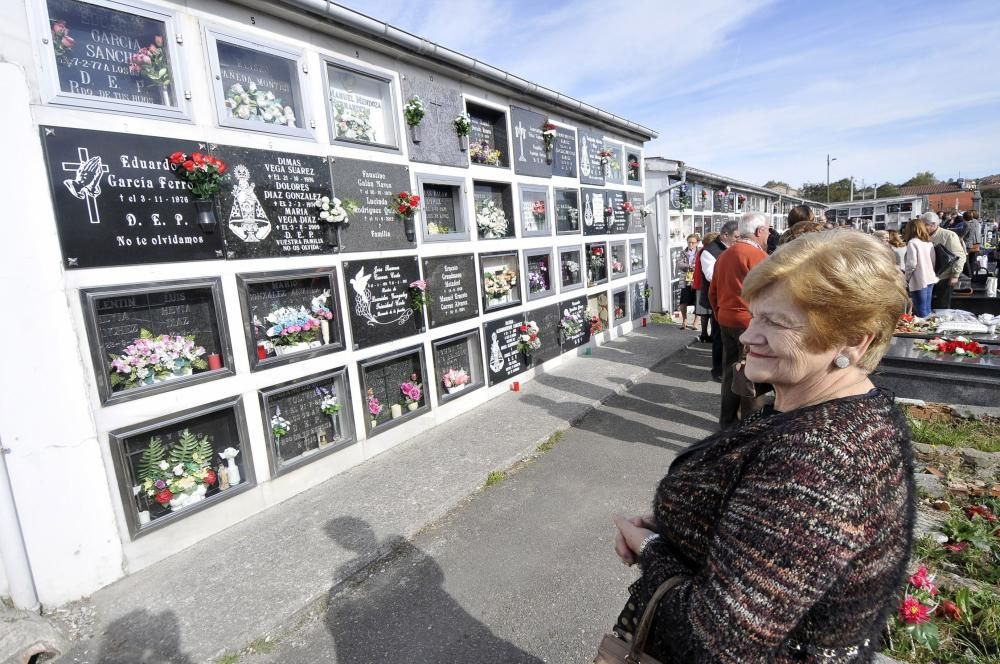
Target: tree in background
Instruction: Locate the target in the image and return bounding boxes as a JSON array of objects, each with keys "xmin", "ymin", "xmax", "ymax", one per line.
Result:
[
  {"xmin": 902, "ymin": 171, "xmax": 938, "ymax": 187},
  {"xmin": 800, "ymin": 178, "xmax": 853, "ymax": 203},
  {"xmin": 763, "ymin": 180, "xmax": 790, "ymax": 189}
]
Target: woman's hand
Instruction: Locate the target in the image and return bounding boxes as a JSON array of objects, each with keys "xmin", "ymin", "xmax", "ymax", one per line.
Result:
[{"xmin": 614, "ymin": 514, "xmax": 655, "ymax": 566}]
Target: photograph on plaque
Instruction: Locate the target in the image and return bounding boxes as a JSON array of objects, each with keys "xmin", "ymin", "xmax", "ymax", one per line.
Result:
[
  {"xmin": 602, "ymin": 140, "xmax": 624, "ymax": 185},
  {"xmin": 207, "ymin": 29, "xmax": 310, "ymax": 138},
  {"xmin": 628, "ymin": 192, "xmax": 647, "ymax": 233},
  {"xmin": 210, "ymin": 144, "xmax": 332, "ymax": 258},
  {"xmin": 418, "ymin": 175, "xmax": 469, "ymax": 241},
  {"xmin": 509, "ymin": 106, "xmax": 552, "ymax": 178},
  {"xmin": 610, "ymin": 241, "xmax": 628, "ymax": 280},
  {"xmin": 432, "ymin": 329, "xmax": 485, "ymax": 404},
  {"xmin": 612, "ymin": 288, "xmax": 629, "ymax": 326},
  {"xmin": 586, "ymin": 242, "xmax": 608, "ymax": 287},
  {"xmin": 473, "ymin": 181, "xmax": 515, "ymax": 240},
  {"xmin": 554, "ymin": 188, "xmax": 581, "ymax": 235},
  {"xmin": 465, "ymin": 101, "xmax": 509, "ymax": 168},
  {"xmin": 82, "ymin": 278, "xmax": 233, "ymax": 405},
  {"xmin": 632, "ymin": 280, "xmax": 650, "ymax": 321},
  {"xmin": 559, "ymin": 295, "xmax": 589, "ymax": 351},
  {"xmin": 237, "ymin": 269, "xmax": 345, "ymax": 370},
  {"xmin": 551, "ymin": 126, "xmax": 578, "ymax": 179},
  {"xmin": 110, "ymin": 396, "xmax": 253, "ymax": 538},
  {"xmin": 479, "ymin": 251, "xmax": 522, "ymax": 313},
  {"xmin": 577, "ymin": 128, "xmax": 605, "ymax": 186},
  {"xmin": 519, "ymin": 185, "xmax": 552, "ymax": 238},
  {"xmin": 39, "ymin": 0, "xmax": 183, "ymax": 115},
  {"xmin": 580, "ymin": 188, "xmax": 609, "ymax": 236},
  {"xmin": 625, "ymin": 149, "xmax": 642, "ymax": 185},
  {"xmin": 40, "ymin": 126, "xmax": 225, "ymax": 269},
  {"xmin": 332, "ymin": 157, "xmax": 414, "ymax": 252},
  {"xmin": 422, "ymin": 254, "xmax": 480, "ymax": 329},
  {"xmin": 484, "ymin": 315, "xmax": 528, "ymax": 386},
  {"xmin": 259, "ymin": 368, "xmax": 355, "ymax": 476},
  {"xmin": 358, "ymin": 345, "xmax": 428, "ymax": 436},
  {"xmin": 326, "ymin": 62, "xmax": 398, "ymax": 149},
  {"xmin": 607, "ymin": 190, "xmax": 630, "ymax": 234},
  {"xmin": 524, "ymin": 248, "xmax": 555, "ymax": 301},
  {"xmin": 559, "ymin": 246, "xmax": 584, "ymax": 292},
  {"xmin": 524, "ymin": 303, "xmax": 561, "ymax": 366},
  {"xmin": 343, "ymin": 256, "xmax": 423, "ymax": 350},
  {"xmin": 629, "ymin": 239, "xmax": 646, "ymax": 274}
]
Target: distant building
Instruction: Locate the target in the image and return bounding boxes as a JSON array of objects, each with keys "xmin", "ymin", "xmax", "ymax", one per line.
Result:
[
  {"xmin": 767, "ymin": 183, "xmax": 801, "ymax": 198},
  {"xmin": 899, "ymin": 182, "xmax": 975, "ymax": 213},
  {"xmin": 824, "ymin": 195, "xmax": 925, "ymax": 230}
]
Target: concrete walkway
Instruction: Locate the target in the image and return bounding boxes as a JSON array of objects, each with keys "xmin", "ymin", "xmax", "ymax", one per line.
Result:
[{"xmin": 53, "ymin": 324, "xmax": 706, "ymax": 664}]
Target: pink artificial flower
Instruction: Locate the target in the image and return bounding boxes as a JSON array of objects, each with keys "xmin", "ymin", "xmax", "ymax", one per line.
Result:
[
  {"xmin": 62, "ymin": 36, "xmax": 74, "ymax": 48},
  {"xmin": 409, "ymin": 279, "xmax": 427, "ymax": 291},
  {"xmin": 900, "ymin": 595, "xmax": 931, "ymax": 625},
  {"xmin": 154, "ymin": 35, "xmax": 163, "ymax": 47},
  {"xmin": 943, "ymin": 542, "xmax": 968, "ymax": 553}
]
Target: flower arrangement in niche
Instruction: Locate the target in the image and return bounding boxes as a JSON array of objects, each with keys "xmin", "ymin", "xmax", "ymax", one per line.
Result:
[
  {"xmin": 484, "ymin": 267, "xmax": 517, "ymax": 300},
  {"xmin": 612, "ymin": 260, "xmax": 624, "ymax": 274},
  {"xmin": 442, "ymin": 368, "xmax": 470, "ymax": 391},
  {"xmin": 560, "ymin": 310, "xmax": 583, "ymax": 338},
  {"xmin": 517, "ymin": 321, "xmax": 541, "ymax": 356},
  {"xmin": 532, "ymin": 200, "xmax": 546, "ymax": 220},
  {"xmin": 737, "ymin": 194, "xmax": 747, "ymax": 206},
  {"xmin": 642, "ymin": 285, "xmax": 653, "ymax": 300},
  {"xmin": 409, "ymin": 279, "xmax": 432, "ymax": 311},
  {"xmin": 914, "ymin": 336, "xmax": 985, "ymax": 357},
  {"xmin": 400, "ymin": 375, "xmax": 423, "ymax": 407},
  {"xmin": 313, "ymin": 195, "xmax": 359, "ymax": 224},
  {"xmin": 621, "ymin": 200, "xmax": 636, "ymax": 215},
  {"xmin": 527, "ymin": 261, "xmax": 548, "ymax": 293},
  {"xmin": 589, "ymin": 245, "xmax": 606, "ymax": 270},
  {"xmin": 168, "ymin": 152, "xmax": 227, "ymax": 200},
  {"xmin": 254, "ymin": 304, "xmax": 323, "ymax": 348},
  {"xmin": 604, "ymin": 204, "xmax": 614, "ymax": 219},
  {"xmin": 137, "ymin": 431, "xmax": 218, "ymax": 514},
  {"xmin": 700, "ymin": 189, "xmax": 708, "ymax": 202},
  {"xmin": 676, "ymin": 184, "xmax": 691, "ymax": 210},
  {"xmin": 614, "ymin": 305, "xmax": 625, "ymax": 320},
  {"xmin": 470, "ymin": 140, "xmax": 502, "ymax": 165},
  {"xmin": 129, "ymin": 36, "xmax": 170, "ymax": 88},
  {"xmin": 224, "ymin": 82, "xmax": 296, "ymax": 126},
  {"xmin": 627, "ymin": 157, "xmax": 640, "ymax": 180},
  {"xmin": 315, "ymin": 386, "xmax": 342, "ymax": 415},
  {"xmin": 598, "ymin": 149, "xmax": 614, "ymax": 166},
  {"xmin": 367, "ymin": 388, "xmax": 383, "ymax": 423},
  {"xmin": 476, "ymin": 199, "xmax": 509, "ymax": 238},
  {"xmin": 271, "ymin": 406, "xmax": 291, "ymax": 440},
  {"xmin": 454, "ymin": 112, "xmax": 472, "ymax": 137},
  {"xmin": 541, "ymin": 122, "xmax": 558, "ymax": 153},
  {"xmin": 563, "ymin": 259, "xmax": 580, "ymax": 278},
  {"xmin": 588, "ymin": 314, "xmax": 603, "ymax": 336},
  {"xmin": 109, "ymin": 329, "xmax": 208, "ymax": 391},
  {"xmin": 389, "ymin": 191, "xmax": 421, "ymax": 219},
  {"xmin": 631, "ymin": 251, "xmax": 643, "ymax": 268},
  {"xmin": 403, "ymin": 96, "xmax": 425, "ymax": 126},
  {"xmin": 333, "ymin": 104, "xmax": 376, "ymax": 142},
  {"xmin": 51, "ymin": 21, "xmax": 75, "ymax": 64}
]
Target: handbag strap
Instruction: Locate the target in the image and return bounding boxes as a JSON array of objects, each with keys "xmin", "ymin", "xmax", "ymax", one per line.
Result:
[{"xmin": 627, "ymin": 575, "xmax": 688, "ymax": 663}]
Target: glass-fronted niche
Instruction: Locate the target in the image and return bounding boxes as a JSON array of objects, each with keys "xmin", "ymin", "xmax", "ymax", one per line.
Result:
[
  {"xmin": 81, "ymin": 278, "xmax": 234, "ymax": 406},
  {"xmin": 110, "ymin": 396, "xmax": 254, "ymax": 538},
  {"xmin": 326, "ymin": 61, "xmax": 399, "ymax": 150},
  {"xmin": 359, "ymin": 345, "xmax": 429, "ymax": 436},
  {"xmin": 431, "ymin": 329, "xmax": 485, "ymax": 404},
  {"xmin": 206, "ymin": 27, "xmax": 312, "ymax": 138},
  {"xmin": 258, "ymin": 368, "xmax": 355, "ymax": 476}
]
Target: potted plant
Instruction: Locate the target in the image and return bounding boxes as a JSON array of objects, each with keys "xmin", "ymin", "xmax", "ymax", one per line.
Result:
[
  {"xmin": 389, "ymin": 191, "xmax": 421, "ymax": 242},
  {"xmin": 404, "ymin": 96, "xmax": 425, "ymax": 143},
  {"xmin": 168, "ymin": 151, "xmax": 228, "ymax": 232},
  {"xmin": 442, "ymin": 368, "xmax": 470, "ymax": 394},
  {"xmin": 313, "ymin": 195, "xmax": 359, "ymax": 249},
  {"xmin": 454, "ymin": 112, "xmax": 472, "ymax": 151}
]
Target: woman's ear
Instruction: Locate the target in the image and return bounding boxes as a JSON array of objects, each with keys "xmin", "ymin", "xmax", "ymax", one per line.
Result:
[{"xmin": 841, "ymin": 333, "xmax": 876, "ymax": 365}]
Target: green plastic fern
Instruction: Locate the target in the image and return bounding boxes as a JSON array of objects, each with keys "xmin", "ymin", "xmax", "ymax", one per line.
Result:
[
  {"xmin": 168, "ymin": 429, "xmax": 199, "ymax": 467},
  {"xmin": 137, "ymin": 436, "xmax": 165, "ymax": 483},
  {"xmin": 192, "ymin": 432, "xmax": 213, "ymax": 467}
]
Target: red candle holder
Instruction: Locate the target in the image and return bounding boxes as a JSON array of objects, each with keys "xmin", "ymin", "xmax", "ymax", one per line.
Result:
[
  {"xmin": 207, "ymin": 353, "xmax": 222, "ymax": 370},
  {"xmin": 511, "ymin": 381, "xmax": 520, "ymax": 392},
  {"xmin": 256, "ymin": 344, "xmax": 268, "ymax": 360},
  {"xmin": 642, "ymin": 318, "xmax": 647, "ymax": 327}
]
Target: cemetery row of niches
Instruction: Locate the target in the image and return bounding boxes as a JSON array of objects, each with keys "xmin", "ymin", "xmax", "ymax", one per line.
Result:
[
  {"xmin": 41, "ymin": 126, "xmax": 649, "ymax": 269},
  {"xmin": 107, "ymin": 278, "xmax": 650, "ymax": 539}
]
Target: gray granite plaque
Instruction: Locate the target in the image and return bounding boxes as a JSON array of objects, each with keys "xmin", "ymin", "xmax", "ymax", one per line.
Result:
[
  {"xmin": 332, "ymin": 157, "xmax": 413, "ymax": 252},
  {"xmin": 401, "ymin": 74, "xmax": 468, "ymax": 168},
  {"xmin": 552, "ymin": 127, "xmax": 578, "ymax": 178},
  {"xmin": 510, "ymin": 106, "xmax": 551, "ymax": 178}
]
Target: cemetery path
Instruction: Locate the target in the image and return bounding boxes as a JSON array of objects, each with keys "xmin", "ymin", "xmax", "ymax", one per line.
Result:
[{"xmin": 255, "ymin": 343, "xmax": 717, "ymax": 664}]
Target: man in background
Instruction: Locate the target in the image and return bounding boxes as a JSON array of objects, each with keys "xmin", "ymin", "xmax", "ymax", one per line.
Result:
[
  {"xmin": 699, "ymin": 220, "xmax": 738, "ymax": 382},
  {"xmin": 963, "ymin": 210, "xmax": 983, "ymax": 277},
  {"xmin": 921, "ymin": 211, "xmax": 966, "ymax": 309}
]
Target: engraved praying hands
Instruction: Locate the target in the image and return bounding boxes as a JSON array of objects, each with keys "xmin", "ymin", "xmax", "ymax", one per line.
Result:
[{"xmin": 63, "ymin": 155, "xmax": 106, "ymax": 200}]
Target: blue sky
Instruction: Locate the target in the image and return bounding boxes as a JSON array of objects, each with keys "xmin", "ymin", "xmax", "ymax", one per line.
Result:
[{"xmin": 335, "ymin": 0, "xmax": 1000, "ymax": 188}]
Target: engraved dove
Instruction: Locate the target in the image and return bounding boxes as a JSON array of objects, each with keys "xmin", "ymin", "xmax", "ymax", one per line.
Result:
[
  {"xmin": 350, "ymin": 266, "xmax": 374, "ymax": 324},
  {"xmin": 63, "ymin": 155, "xmax": 106, "ymax": 200}
]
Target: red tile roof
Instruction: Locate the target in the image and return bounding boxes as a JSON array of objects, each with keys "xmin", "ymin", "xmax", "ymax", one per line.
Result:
[{"xmin": 899, "ymin": 184, "xmax": 962, "ymax": 195}]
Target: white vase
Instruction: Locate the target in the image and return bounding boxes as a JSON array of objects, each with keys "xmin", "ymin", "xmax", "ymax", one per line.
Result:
[
  {"xmin": 169, "ymin": 484, "xmax": 207, "ymax": 512},
  {"xmin": 138, "ymin": 510, "xmax": 151, "ymax": 525},
  {"xmin": 446, "ymin": 383, "xmax": 466, "ymax": 395},
  {"xmin": 370, "ymin": 418, "xmax": 377, "ymax": 429},
  {"xmin": 226, "ymin": 459, "xmax": 241, "ymax": 486},
  {"xmin": 274, "ymin": 342, "xmax": 311, "ymax": 356},
  {"xmin": 390, "ymin": 403, "xmax": 403, "ymax": 419},
  {"xmin": 321, "ymin": 320, "xmax": 330, "ymax": 344},
  {"xmin": 407, "ymin": 402, "xmax": 418, "ymax": 412}
]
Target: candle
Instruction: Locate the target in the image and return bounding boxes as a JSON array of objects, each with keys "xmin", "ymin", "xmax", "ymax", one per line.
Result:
[
  {"xmin": 207, "ymin": 353, "xmax": 222, "ymax": 370},
  {"xmin": 511, "ymin": 381, "xmax": 520, "ymax": 392},
  {"xmin": 642, "ymin": 318, "xmax": 647, "ymax": 327},
  {"xmin": 256, "ymin": 344, "xmax": 268, "ymax": 360}
]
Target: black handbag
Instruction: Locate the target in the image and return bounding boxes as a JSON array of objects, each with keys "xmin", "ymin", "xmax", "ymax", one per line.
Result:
[{"xmin": 933, "ymin": 242, "xmax": 960, "ymax": 277}]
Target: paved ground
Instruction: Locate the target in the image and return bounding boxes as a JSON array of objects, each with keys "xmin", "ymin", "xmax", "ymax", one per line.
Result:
[
  {"xmin": 255, "ymin": 344, "xmax": 717, "ymax": 663},
  {"xmin": 51, "ymin": 324, "xmax": 710, "ymax": 664}
]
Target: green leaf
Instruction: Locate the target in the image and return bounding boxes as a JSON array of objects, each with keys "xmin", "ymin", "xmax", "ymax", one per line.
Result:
[
  {"xmin": 137, "ymin": 436, "xmax": 165, "ymax": 483},
  {"xmin": 912, "ymin": 621, "xmax": 940, "ymax": 650},
  {"xmin": 168, "ymin": 429, "xmax": 199, "ymax": 467}
]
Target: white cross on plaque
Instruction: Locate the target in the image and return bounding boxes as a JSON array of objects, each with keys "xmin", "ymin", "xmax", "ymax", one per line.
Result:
[
  {"xmin": 62, "ymin": 147, "xmax": 109, "ymax": 224},
  {"xmin": 514, "ymin": 122, "xmax": 527, "ymax": 163}
]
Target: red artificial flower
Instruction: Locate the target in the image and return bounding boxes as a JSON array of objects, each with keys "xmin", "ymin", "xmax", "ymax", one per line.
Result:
[
  {"xmin": 154, "ymin": 489, "xmax": 173, "ymax": 505},
  {"xmin": 944, "ymin": 541, "xmax": 968, "ymax": 553},
  {"xmin": 900, "ymin": 595, "xmax": 931, "ymax": 625},
  {"xmin": 182, "ymin": 160, "xmax": 195, "ymax": 172},
  {"xmin": 966, "ymin": 505, "xmax": 996, "ymax": 522},
  {"xmin": 519, "ymin": 325, "xmax": 528, "ymax": 332},
  {"xmin": 203, "ymin": 469, "xmax": 217, "ymax": 486},
  {"xmin": 399, "ymin": 191, "xmax": 409, "ymax": 198},
  {"xmin": 908, "ymin": 564, "xmax": 937, "ymax": 595},
  {"xmin": 940, "ymin": 600, "xmax": 961, "ymax": 621},
  {"xmin": 169, "ymin": 151, "xmax": 185, "ymax": 165},
  {"xmin": 217, "ymin": 162, "xmax": 227, "ymax": 174},
  {"xmin": 191, "ymin": 152, "xmax": 204, "ymax": 164},
  {"xmin": 409, "ymin": 195, "xmax": 420, "ymax": 207},
  {"xmin": 397, "ymin": 204, "xmax": 408, "ymax": 213}
]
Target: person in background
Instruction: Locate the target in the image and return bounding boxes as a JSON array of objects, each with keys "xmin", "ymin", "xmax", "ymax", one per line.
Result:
[
  {"xmin": 677, "ymin": 234, "xmax": 700, "ymax": 330},
  {"xmin": 709, "ymin": 212, "xmax": 771, "ymax": 428},
  {"xmin": 922, "ymin": 212, "xmax": 966, "ymax": 310},
  {"xmin": 611, "ymin": 231, "xmax": 914, "ymax": 663},
  {"xmin": 887, "ymin": 230, "xmax": 907, "ymax": 272},
  {"xmin": 692, "ymin": 232, "xmax": 719, "ymax": 344},
  {"xmin": 963, "ymin": 210, "xmax": 983, "ymax": 277},
  {"xmin": 944, "ymin": 211, "xmax": 967, "ymax": 242},
  {"xmin": 700, "ymin": 222, "xmax": 738, "ymax": 382},
  {"xmin": 778, "ymin": 220, "xmax": 824, "ymax": 246},
  {"xmin": 902, "ymin": 218, "xmax": 937, "ymax": 317}
]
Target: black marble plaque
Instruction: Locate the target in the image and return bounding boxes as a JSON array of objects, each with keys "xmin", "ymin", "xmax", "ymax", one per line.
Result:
[
  {"xmin": 559, "ymin": 295, "xmax": 589, "ymax": 350},
  {"xmin": 510, "ymin": 106, "xmax": 551, "ymax": 178},
  {"xmin": 628, "ymin": 192, "xmax": 646, "ymax": 233},
  {"xmin": 264, "ymin": 374, "xmax": 350, "ymax": 469},
  {"xmin": 40, "ymin": 126, "xmax": 223, "ymax": 268},
  {"xmin": 361, "ymin": 349, "xmax": 427, "ymax": 430},
  {"xmin": 607, "ymin": 190, "xmax": 629, "ymax": 234},
  {"xmin": 401, "ymin": 74, "xmax": 467, "ymax": 168},
  {"xmin": 473, "ymin": 182, "xmax": 515, "ymax": 239},
  {"xmin": 343, "ymin": 257, "xmax": 422, "ymax": 350},
  {"xmin": 484, "ymin": 315, "xmax": 528, "ymax": 385},
  {"xmin": 422, "ymin": 184, "xmax": 459, "ymax": 235},
  {"xmin": 555, "ymin": 188, "xmax": 581, "ymax": 235},
  {"xmin": 45, "ymin": 0, "xmax": 178, "ymax": 107},
  {"xmin": 467, "ymin": 103, "xmax": 509, "ymax": 168},
  {"xmin": 216, "ymin": 40, "xmax": 303, "ymax": 129},
  {"xmin": 423, "ymin": 254, "xmax": 479, "ymax": 328},
  {"xmin": 626, "ymin": 150, "xmax": 642, "ymax": 184},
  {"xmin": 581, "ymin": 188, "xmax": 609, "ymax": 236},
  {"xmin": 669, "ymin": 246, "xmax": 685, "ymax": 283},
  {"xmin": 577, "ymin": 129, "xmax": 605, "ymax": 186},
  {"xmin": 672, "ymin": 279, "xmax": 684, "ymax": 313},
  {"xmin": 332, "ymin": 157, "xmax": 413, "ymax": 252},
  {"xmin": 603, "ymin": 141, "xmax": 624, "ymax": 185},
  {"xmin": 525, "ymin": 304, "xmax": 561, "ymax": 365},
  {"xmin": 632, "ymin": 281, "xmax": 649, "ymax": 321},
  {"xmin": 552, "ymin": 127, "xmax": 578, "ymax": 178},
  {"xmin": 210, "ymin": 145, "xmax": 331, "ymax": 258}
]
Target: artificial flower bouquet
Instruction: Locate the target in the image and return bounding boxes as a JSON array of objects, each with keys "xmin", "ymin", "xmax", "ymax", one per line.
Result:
[
  {"xmin": 476, "ymin": 199, "xmax": 509, "ymax": 237},
  {"xmin": 454, "ymin": 112, "xmax": 472, "ymax": 137},
  {"xmin": 470, "ymin": 140, "xmax": 502, "ymax": 165},
  {"xmin": 560, "ymin": 310, "xmax": 583, "ymax": 338},
  {"xmin": 367, "ymin": 389, "xmax": 383, "ymax": 423},
  {"xmin": 614, "ymin": 306, "xmax": 625, "ymax": 320},
  {"xmin": 137, "ymin": 431, "xmax": 217, "ymax": 513},
  {"xmin": 589, "ymin": 245, "xmax": 606, "ymax": 270},
  {"xmin": 532, "ymin": 200, "xmax": 546, "ymax": 219},
  {"xmin": 528, "ymin": 265, "xmax": 548, "ymax": 293},
  {"xmin": 315, "ymin": 386, "xmax": 342, "ymax": 415},
  {"xmin": 517, "ymin": 321, "xmax": 541, "ymax": 356},
  {"xmin": 271, "ymin": 406, "xmax": 291, "ymax": 439},
  {"xmin": 588, "ymin": 314, "xmax": 604, "ymax": 336},
  {"xmin": 224, "ymin": 82, "xmax": 296, "ymax": 126},
  {"xmin": 913, "ymin": 336, "xmax": 985, "ymax": 357},
  {"xmin": 541, "ymin": 121, "xmax": 558, "ymax": 152},
  {"xmin": 403, "ymin": 96, "xmax": 425, "ymax": 126},
  {"xmin": 313, "ymin": 195, "xmax": 359, "ymax": 224},
  {"xmin": 484, "ymin": 268, "xmax": 517, "ymax": 299},
  {"xmin": 50, "ymin": 20, "xmax": 74, "ymax": 64},
  {"xmin": 109, "ymin": 329, "xmax": 208, "ymax": 390},
  {"xmin": 400, "ymin": 378, "xmax": 423, "ymax": 406},
  {"xmin": 442, "ymin": 368, "xmax": 470, "ymax": 390},
  {"xmin": 259, "ymin": 306, "xmax": 323, "ymax": 347},
  {"xmin": 168, "ymin": 151, "xmax": 227, "ymax": 199},
  {"xmin": 390, "ymin": 191, "xmax": 421, "ymax": 219},
  {"xmin": 639, "ymin": 204, "xmax": 652, "ymax": 219},
  {"xmin": 612, "ymin": 260, "xmax": 625, "ymax": 274},
  {"xmin": 409, "ymin": 279, "xmax": 432, "ymax": 311},
  {"xmin": 333, "ymin": 104, "xmax": 376, "ymax": 141},
  {"xmin": 129, "ymin": 36, "xmax": 170, "ymax": 87},
  {"xmin": 621, "ymin": 200, "xmax": 636, "ymax": 215}
]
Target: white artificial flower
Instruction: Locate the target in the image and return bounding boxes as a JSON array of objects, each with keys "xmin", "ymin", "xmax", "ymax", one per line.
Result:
[
  {"xmin": 319, "ymin": 210, "xmax": 329, "ymax": 220},
  {"xmin": 173, "ymin": 464, "xmax": 184, "ymax": 476},
  {"xmin": 248, "ymin": 82, "xmax": 257, "ymax": 92},
  {"xmin": 158, "ymin": 460, "xmax": 169, "ymax": 470}
]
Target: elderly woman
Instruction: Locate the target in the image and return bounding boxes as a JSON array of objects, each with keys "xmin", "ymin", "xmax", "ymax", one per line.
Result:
[{"xmin": 610, "ymin": 231, "xmax": 914, "ymax": 663}]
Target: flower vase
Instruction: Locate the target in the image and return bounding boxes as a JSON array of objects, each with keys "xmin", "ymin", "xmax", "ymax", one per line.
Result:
[
  {"xmin": 160, "ymin": 86, "xmax": 172, "ymax": 107},
  {"xmin": 459, "ymin": 134, "xmax": 469, "ymax": 152},
  {"xmin": 446, "ymin": 383, "xmax": 466, "ymax": 395},
  {"xmin": 370, "ymin": 418, "xmax": 377, "ymax": 429},
  {"xmin": 390, "ymin": 403, "xmax": 403, "ymax": 419},
  {"xmin": 194, "ymin": 199, "xmax": 217, "ymax": 232},
  {"xmin": 330, "ymin": 414, "xmax": 341, "ymax": 441},
  {"xmin": 545, "ymin": 147, "xmax": 553, "ymax": 165},
  {"xmin": 320, "ymin": 320, "xmax": 330, "ymax": 344},
  {"xmin": 323, "ymin": 223, "xmax": 340, "ymax": 249},
  {"xmin": 407, "ymin": 402, "xmax": 418, "ymax": 412},
  {"xmin": 226, "ymin": 459, "xmax": 241, "ymax": 487},
  {"xmin": 172, "ymin": 363, "xmax": 193, "ymax": 378},
  {"xmin": 410, "ymin": 124, "xmax": 422, "ymax": 144},
  {"xmin": 138, "ymin": 510, "xmax": 151, "ymax": 525}
]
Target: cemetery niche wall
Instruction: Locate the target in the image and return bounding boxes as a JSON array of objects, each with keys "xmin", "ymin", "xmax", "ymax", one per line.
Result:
[
  {"xmin": 422, "ymin": 254, "xmax": 480, "ymax": 329},
  {"xmin": 343, "ymin": 256, "xmax": 423, "ymax": 350},
  {"xmin": 431, "ymin": 329, "xmax": 485, "ymax": 403},
  {"xmin": 358, "ymin": 345, "xmax": 429, "ymax": 435}
]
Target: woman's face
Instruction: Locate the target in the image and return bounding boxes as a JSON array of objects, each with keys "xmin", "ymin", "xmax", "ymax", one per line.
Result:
[
  {"xmin": 687, "ymin": 238, "xmax": 698, "ymax": 250},
  {"xmin": 740, "ymin": 284, "xmax": 837, "ymax": 388}
]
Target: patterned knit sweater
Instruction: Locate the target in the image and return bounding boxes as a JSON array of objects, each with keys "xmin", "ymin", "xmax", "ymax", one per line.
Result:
[{"xmin": 615, "ymin": 389, "xmax": 915, "ymax": 663}]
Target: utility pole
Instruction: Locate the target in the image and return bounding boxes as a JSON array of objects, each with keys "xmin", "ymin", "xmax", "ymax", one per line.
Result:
[
  {"xmin": 826, "ymin": 154, "xmax": 837, "ymax": 203},
  {"xmin": 850, "ymin": 176, "xmax": 855, "ymax": 202}
]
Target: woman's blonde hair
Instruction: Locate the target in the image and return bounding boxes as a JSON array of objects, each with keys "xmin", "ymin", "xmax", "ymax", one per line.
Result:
[
  {"xmin": 903, "ymin": 218, "xmax": 931, "ymax": 243},
  {"xmin": 743, "ymin": 230, "xmax": 906, "ymax": 371},
  {"xmin": 887, "ymin": 230, "xmax": 905, "ymax": 248}
]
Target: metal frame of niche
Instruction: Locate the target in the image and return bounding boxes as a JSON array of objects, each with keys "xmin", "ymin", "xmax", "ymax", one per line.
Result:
[
  {"xmin": 463, "ymin": 95, "xmax": 513, "ymax": 170},
  {"xmin": 611, "ymin": 286, "xmax": 629, "ymax": 328},
  {"xmin": 558, "ymin": 244, "xmax": 584, "ymax": 292},
  {"xmin": 109, "ymin": 394, "xmax": 255, "ymax": 539},
  {"xmin": 609, "ymin": 240, "xmax": 628, "ymax": 281},
  {"xmin": 523, "ymin": 246, "xmax": 556, "ymax": 302},
  {"xmin": 478, "ymin": 249, "xmax": 522, "ymax": 313},
  {"xmin": 30, "ymin": 0, "xmax": 191, "ymax": 120},
  {"xmin": 415, "ymin": 173, "xmax": 471, "ymax": 242},
  {"xmin": 518, "ymin": 183, "xmax": 553, "ymax": 238},
  {"xmin": 257, "ymin": 366, "xmax": 356, "ymax": 478},
  {"xmin": 629, "ymin": 238, "xmax": 645, "ymax": 275},
  {"xmin": 235, "ymin": 267, "xmax": 346, "ymax": 372},
  {"xmin": 431, "ymin": 328, "xmax": 485, "ymax": 405},
  {"xmin": 624, "ymin": 146, "xmax": 643, "ymax": 186},
  {"xmin": 202, "ymin": 24, "xmax": 315, "ymax": 139},
  {"xmin": 81, "ymin": 277, "xmax": 235, "ymax": 407},
  {"xmin": 321, "ymin": 55, "xmax": 402, "ymax": 154},
  {"xmin": 357, "ymin": 344, "xmax": 430, "ymax": 438},
  {"xmin": 554, "ymin": 187, "xmax": 583, "ymax": 236},
  {"xmin": 585, "ymin": 241, "xmax": 609, "ymax": 287}
]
